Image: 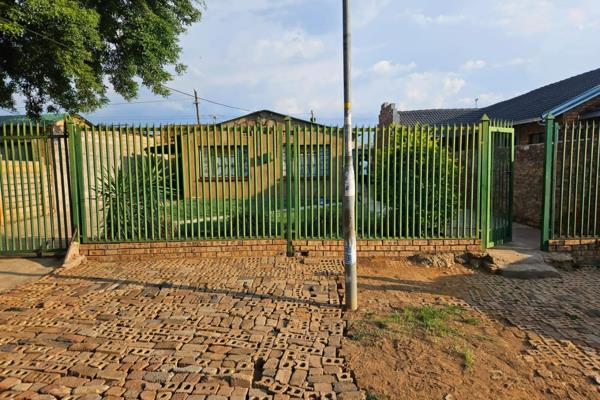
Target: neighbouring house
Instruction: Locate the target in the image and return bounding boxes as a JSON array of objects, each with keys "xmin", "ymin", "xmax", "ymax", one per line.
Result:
[
  {"xmin": 161, "ymin": 110, "xmax": 346, "ymax": 205},
  {"xmin": 379, "ymin": 68, "xmax": 600, "ymax": 227}
]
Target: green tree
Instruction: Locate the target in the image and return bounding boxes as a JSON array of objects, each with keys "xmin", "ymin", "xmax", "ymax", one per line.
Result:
[{"xmin": 0, "ymin": 0, "xmax": 204, "ymax": 116}]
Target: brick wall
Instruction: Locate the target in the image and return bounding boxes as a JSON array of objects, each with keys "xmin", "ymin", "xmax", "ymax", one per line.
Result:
[
  {"xmin": 292, "ymin": 239, "xmax": 481, "ymax": 258},
  {"xmin": 548, "ymin": 239, "xmax": 600, "ymax": 263},
  {"xmin": 81, "ymin": 238, "xmax": 482, "ymax": 261},
  {"xmin": 379, "ymin": 103, "xmax": 397, "ymax": 126},
  {"xmin": 80, "ymin": 240, "xmax": 287, "ymax": 262},
  {"xmin": 514, "ymin": 142, "xmax": 544, "ymax": 227}
]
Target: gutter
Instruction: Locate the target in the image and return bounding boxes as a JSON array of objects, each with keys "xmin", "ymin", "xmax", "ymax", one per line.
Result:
[{"xmin": 541, "ymin": 84, "xmax": 600, "ymax": 120}]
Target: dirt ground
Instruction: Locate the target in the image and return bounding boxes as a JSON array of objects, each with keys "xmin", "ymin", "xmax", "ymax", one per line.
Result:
[{"xmin": 341, "ymin": 258, "xmax": 600, "ymax": 400}]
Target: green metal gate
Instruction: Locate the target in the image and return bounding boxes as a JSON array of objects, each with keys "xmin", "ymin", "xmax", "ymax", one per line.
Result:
[
  {"xmin": 0, "ymin": 122, "xmax": 72, "ymax": 255},
  {"xmin": 541, "ymin": 116, "xmax": 600, "ymax": 250},
  {"xmin": 481, "ymin": 117, "xmax": 514, "ymax": 248}
]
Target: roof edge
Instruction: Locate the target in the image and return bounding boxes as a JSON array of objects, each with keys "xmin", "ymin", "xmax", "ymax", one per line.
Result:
[{"xmin": 542, "ymin": 84, "xmax": 600, "ymax": 119}]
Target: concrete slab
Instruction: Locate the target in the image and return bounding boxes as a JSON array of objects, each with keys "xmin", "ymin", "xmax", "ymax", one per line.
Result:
[
  {"xmin": 0, "ymin": 257, "xmax": 61, "ymax": 293},
  {"xmin": 486, "ymin": 223, "xmax": 561, "ymax": 279}
]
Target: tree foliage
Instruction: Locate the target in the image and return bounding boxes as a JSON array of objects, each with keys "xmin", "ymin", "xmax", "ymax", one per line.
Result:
[{"xmin": 0, "ymin": 0, "xmax": 204, "ymax": 116}]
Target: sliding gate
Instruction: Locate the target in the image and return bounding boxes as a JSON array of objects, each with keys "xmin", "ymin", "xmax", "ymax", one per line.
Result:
[{"xmin": 0, "ymin": 122, "xmax": 72, "ymax": 254}]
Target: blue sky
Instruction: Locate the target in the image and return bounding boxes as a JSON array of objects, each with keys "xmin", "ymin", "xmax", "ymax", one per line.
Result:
[{"xmin": 64, "ymin": 0, "xmax": 600, "ymax": 125}]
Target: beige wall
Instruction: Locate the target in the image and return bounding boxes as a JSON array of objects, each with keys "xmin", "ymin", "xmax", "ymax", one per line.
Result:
[{"xmin": 180, "ymin": 125, "xmax": 344, "ymax": 201}]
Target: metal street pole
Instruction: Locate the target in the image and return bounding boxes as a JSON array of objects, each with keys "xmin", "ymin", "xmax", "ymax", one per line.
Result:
[
  {"xmin": 342, "ymin": 0, "xmax": 357, "ymax": 311},
  {"xmin": 194, "ymin": 89, "xmax": 200, "ymax": 124}
]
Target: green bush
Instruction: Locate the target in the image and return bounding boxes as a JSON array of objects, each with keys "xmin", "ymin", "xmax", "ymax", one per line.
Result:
[
  {"xmin": 98, "ymin": 155, "xmax": 178, "ymax": 240},
  {"xmin": 373, "ymin": 127, "xmax": 460, "ymax": 237}
]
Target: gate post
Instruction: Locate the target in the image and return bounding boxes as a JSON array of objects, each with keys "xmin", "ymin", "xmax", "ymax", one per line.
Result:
[
  {"xmin": 66, "ymin": 121, "xmax": 85, "ymax": 242},
  {"xmin": 480, "ymin": 115, "xmax": 491, "ymax": 249},
  {"xmin": 541, "ymin": 114, "xmax": 555, "ymax": 251},
  {"xmin": 284, "ymin": 118, "xmax": 294, "ymax": 256}
]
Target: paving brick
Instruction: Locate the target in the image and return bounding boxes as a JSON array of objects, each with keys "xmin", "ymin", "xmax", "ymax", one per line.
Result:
[{"xmin": 0, "ymin": 257, "xmax": 364, "ymax": 398}]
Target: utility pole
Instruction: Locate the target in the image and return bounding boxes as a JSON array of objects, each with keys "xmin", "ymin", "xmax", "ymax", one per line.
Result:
[
  {"xmin": 194, "ymin": 89, "xmax": 200, "ymax": 124},
  {"xmin": 342, "ymin": 0, "xmax": 358, "ymax": 311}
]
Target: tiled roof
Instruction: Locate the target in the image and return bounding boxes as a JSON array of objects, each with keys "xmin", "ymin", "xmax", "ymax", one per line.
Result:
[
  {"xmin": 393, "ymin": 108, "xmax": 480, "ymax": 125},
  {"xmin": 392, "ymin": 67, "xmax": 600, "ymax": 125}
]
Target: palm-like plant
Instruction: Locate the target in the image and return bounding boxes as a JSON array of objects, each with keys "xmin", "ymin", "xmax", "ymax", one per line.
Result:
[{"xmin": 97, "ymin": 155, "xmax": 178, "ymax": 240}]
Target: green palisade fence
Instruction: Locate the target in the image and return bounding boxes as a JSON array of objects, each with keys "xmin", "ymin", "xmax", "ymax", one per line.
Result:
[
  {"xmin": 1, "ymin": 118, "xmax": 514, "ymax": 254},
  {"xmin": 74, "ymin": 121, "xmax": 493, "ymax": 244},
  {"xmin": 543, "ymin": 118, "xmax": 600, "ymax": 247},
  {"xmin": 0, "ymin": 122, "xmax": 72, "ymax": 254}
]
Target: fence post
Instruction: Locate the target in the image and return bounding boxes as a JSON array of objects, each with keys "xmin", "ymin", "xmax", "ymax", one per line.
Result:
[
  {"xmin": 541, "ymin": 114, "xmax": 555, "ymax": 251},
  {"xmin": 67, "ymin": 121, "xmax": 85, "ymax": 242},
  {"xmin": 285, "ymin": 118, "xmax": 294, "ymax": 256},
  {"xmin": 480, "ymin": 115, "xmax": 491, "ymax": 249}
]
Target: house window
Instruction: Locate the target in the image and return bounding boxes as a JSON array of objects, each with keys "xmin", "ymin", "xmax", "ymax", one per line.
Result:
[
  {"xmin": 528, "ymin": 132, "xmax": 544, "ymax": 144},
  {"xmin": 282, "ymin": 145, "xmax": 331, "ymax": 177},
  {"xmin": 0, "ymin": 141, "xmax": 35, "ymax": 161},
  {"xmin": 201, "ymin": 145, "xmax": 249, "ymax": 179}
]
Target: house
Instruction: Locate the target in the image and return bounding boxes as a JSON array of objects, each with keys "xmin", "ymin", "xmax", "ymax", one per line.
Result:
[
  {"xmin": 380, "ymin": 67, "xmax": 600, "ymax": 143},
  {"xmin": 378, "ymin": 67, "xmax": 600, "ymax": 227},
  {"xmin": 174, "ymin": 110, "xmax": 345, "ymax": 205}
]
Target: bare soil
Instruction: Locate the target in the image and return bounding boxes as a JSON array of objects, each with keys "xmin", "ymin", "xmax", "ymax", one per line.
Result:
[{"xmin": 340, "ymin": 258, "xmax": 598, "ymax": 400}]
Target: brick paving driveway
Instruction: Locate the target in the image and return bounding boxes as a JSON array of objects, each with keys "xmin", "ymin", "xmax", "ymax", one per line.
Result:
[
  {"xmin": 0, "ymin": 257, "xmax": 363, "ymax": 400},
  {"xmin": 466, "ymin": 268, "xmax": 600, "ymax": 391}
]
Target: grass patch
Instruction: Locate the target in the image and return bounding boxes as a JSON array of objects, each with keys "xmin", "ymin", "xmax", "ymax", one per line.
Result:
[
  {"xmin": 462, "ymin": 347, "xmax": 474, "ymax": 370},
  {"xmin": 349, "ymin": 304, "xmax": 485, "ymax": 344},
  {"xmin": 366, "ymin": 390, "xmax": 387, "ymax": 400}
]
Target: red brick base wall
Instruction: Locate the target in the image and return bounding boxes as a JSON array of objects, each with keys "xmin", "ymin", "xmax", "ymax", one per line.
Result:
[
  {"xmin": 549, "ymin": 239, "xmax": 600, "ymax": 262},
  {"xmin": 292, "ymin": 239, "xmax": 481, "ymax": 258},
  {"xmin": 80, "ymin": 240, "xmax": 287, "ymax": 262},
  {"xmin": 80, "ymin": 238, "xmax": 482, "ymax": 262}
]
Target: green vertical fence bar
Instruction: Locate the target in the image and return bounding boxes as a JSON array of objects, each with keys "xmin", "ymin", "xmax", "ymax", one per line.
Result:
[
  {"xmin": 586, "ymin": 122, "xmax": 594, "ymax": 235},
  {"xmin": 480, "ymin": 116, "xmax": 491, "ymax": 248},
  {"xmin": 304, "ymin": 126, "xmax": 309, "ymax": 237},
  {"xmin": 266, "ymin": 127, "xmax": 272, "ymax": 237},
  {"xmin": 594, "ymin": 122, "xmax": 600, "ymax": 237},
  {"xmin": 198, "ymin": 126, "xmax": 207, "ymax": 239},
  {"xmin": 28, "ymin": 123, "xmax": 38, "ymax": 248},
  {"xmin": 252, "ymin": 125, "xmax": 259, "ymax": 237},
  {"xmin": 82, "ymin": 125, "xmax": 92, "ymax": 242},
  {"xmin": 295, "ymin": 125, "xmax": 300, "ymax": 241},
  {"xmin": 15, "ymin": 123, "xmax": 28, "ymax": 249},
  {"xmin": 581, "ymin": 122, "xmax": 589, "ymax": 236},
  {"xmin": 330, "ymin": 127, "xmax": 336, "ymax": 237},
  {"xmin": 285, "ymin": 118, "xmax": 293, "ymax": 253},
  {"xmin": 67, "ymin": 122, "xmax": 81, "ymax": 241},
  {"xmin": 336, "ymin": 127, "xmax": 341, "ymax": 238},
  {"xmin": 233, "ymin": 125, "xmax": 240, "ymax": 238},
  {"xmin": 9, "ymin": 124, "xmax": 21, "ymax": 249},
  {"xmin": 0, "ymin": 126, "xmax": 7, "ymax": 251},
  {"xmin": 36, "ymin": 124, "xmax": 48, "ymax": 250}
]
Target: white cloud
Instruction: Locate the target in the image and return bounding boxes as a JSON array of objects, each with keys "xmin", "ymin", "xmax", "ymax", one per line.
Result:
[
  {"xmin": 461, "ymin": 59, "xmax": 487, "ymax": 71},
  {"xmin": 405, "ymin": 9, "xmax": 466, "ymax": 25},
  {"xmin": 254, "ymin": 29, "xmax": 324, "ymax": 61},
  {"xmin": 355, "ymin": 0, "xmax": 392, "ymax": 28},
  {"xmin": 392, "ymin": 72, "xmax": 466, "ymax": 109},
  {"xmin": 370, "ymin": 60, "xmax": 417, "ymax": 76},
  {"xmin": 503, "ymin": 58, "xmax": 533, "ymax": 67}
]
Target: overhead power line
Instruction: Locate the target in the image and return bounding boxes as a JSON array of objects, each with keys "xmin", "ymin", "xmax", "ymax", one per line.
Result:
[{"xmin": 160, "ymin": 85, "xmax": 253, "ymax": 113}]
